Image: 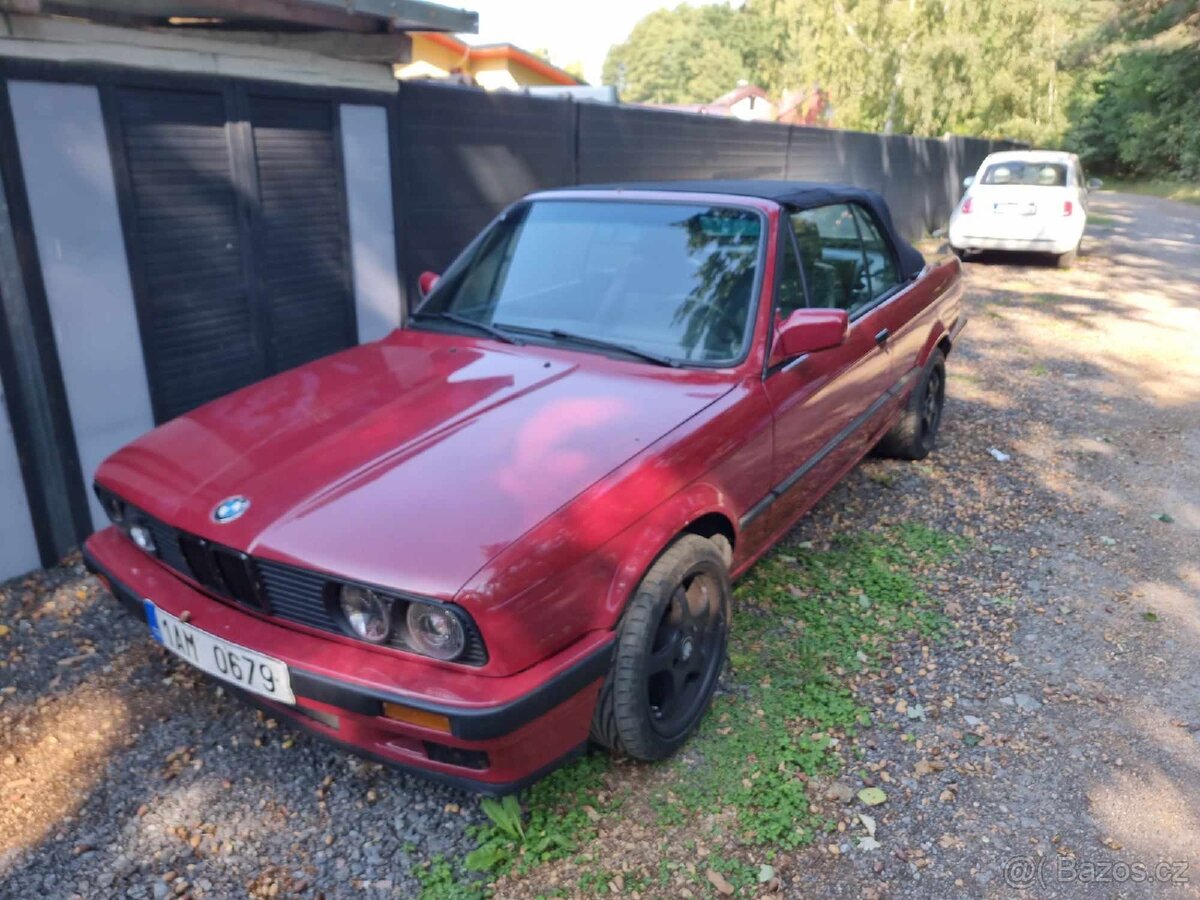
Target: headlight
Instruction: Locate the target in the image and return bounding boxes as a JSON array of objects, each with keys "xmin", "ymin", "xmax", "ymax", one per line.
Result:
[
  {"xmin": 339, "ymin": 585, "xmax": 392, "ymax": 643},
  {"xmin": 405, "ymin": 603, "xmax": 466, "ymax": 661},
  {"xmin": 101, "ymin": 493, "xmax": 124, "ymax": 525},
  {"xmin": 129, "ymin": 524, "xmax": 156, "ymax": 553}
]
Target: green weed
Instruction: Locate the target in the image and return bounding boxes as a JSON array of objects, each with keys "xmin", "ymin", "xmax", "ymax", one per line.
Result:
[{"xmin": 434, "ymin": 524, "xmax": 959, "ymax": 898}]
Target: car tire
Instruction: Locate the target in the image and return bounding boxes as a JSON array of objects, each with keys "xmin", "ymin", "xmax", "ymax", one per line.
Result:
[
  {"xmin": 876, "ymin": 348, "xmax": 946, "ymax": 461},
  {"xmin": 1055, "ymin": 246, "xmax": 1077, "ymax": 269},
  {"xmin": 591, "ymin": 534, "xmax": 731, "ymax": 761},
  {"xmin": 950, "ymin": 246, "xmax": 966, "ymax": 261}
]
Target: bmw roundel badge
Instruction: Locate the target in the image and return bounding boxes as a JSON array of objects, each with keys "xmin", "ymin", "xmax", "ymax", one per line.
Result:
[{"xmin": 212, "ymin": 495, "xmax": 250, "ymax": 524}]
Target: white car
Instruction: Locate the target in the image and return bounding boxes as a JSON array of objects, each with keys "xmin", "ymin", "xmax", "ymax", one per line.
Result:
[{"xmin": 948, "ymin": 150, "xmax": 1102, "ymax": 268}]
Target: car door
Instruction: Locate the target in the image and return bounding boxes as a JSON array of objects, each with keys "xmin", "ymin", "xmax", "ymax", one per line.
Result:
[
  {"xmin": 760, "ymin": 203, "xmax": 896, "ymax": 531},
  {"xmin": 853, "ymin": 204, "xmax": 927, "ymax": 383}
]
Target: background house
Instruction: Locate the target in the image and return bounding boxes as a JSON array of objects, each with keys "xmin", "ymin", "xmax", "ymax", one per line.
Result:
[
  {"xmin": 645, "ymin": 82, "xmax": 829, "ymax": 125},
  {"xmin": 396, "ymin": 32, "xmax": 581, "ymax": 91}
]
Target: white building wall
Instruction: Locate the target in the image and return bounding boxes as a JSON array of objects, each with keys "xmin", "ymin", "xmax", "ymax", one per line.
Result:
[
  {"xmin": 8, "ymin": 80, "xmax": 155, "ymax": 530},
  {"xmin": 0, "ymin": 387, "xmax": 39, "ymax": 581},
  {"xmin": 340, "ymin": 104, "xmax": 404, "ymax": 343}
]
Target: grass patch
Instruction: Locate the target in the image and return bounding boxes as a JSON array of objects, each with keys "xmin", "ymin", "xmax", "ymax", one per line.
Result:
[
  {"xmin": 1086, "ymin": 213, "xmax": 1119, "ymax": 226},
  {"xmin": 1103, "ymin": 180, "xmax": 1200, "ymax": 206},
  {"xmin": 660, "ymin": 525, "xmax": 955, "ymax": 849},
  {"xmin": 426, "ymin": 524, "xmax": 960, "ymax": 898},
  {"xmin": 1030, "ymin": 362, "xmax": 1049, "ymax": 377}
]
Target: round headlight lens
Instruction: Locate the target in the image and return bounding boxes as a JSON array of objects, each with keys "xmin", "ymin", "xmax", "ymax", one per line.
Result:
[
  {"xmin": 129, "ymin": 523, "xmax": 156, "ymax": 553},
  {"xmin": 405, "ymin": 603, "xmax": 466, "ymax": 661},
  {"xmin": 339, "ymin": 586, "xmax": 391, "ymax": 643}
]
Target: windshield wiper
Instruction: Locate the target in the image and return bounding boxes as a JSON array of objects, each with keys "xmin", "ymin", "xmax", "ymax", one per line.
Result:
[
  {"xmin": 411, "ymin": 310, "xmax": 523, "ymax": 345},
  {"xmin": 497, "ymin": 324, "xmax": 679, "ymax": 368}
]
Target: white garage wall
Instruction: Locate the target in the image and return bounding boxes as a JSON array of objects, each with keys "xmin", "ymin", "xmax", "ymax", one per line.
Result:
[
  {"xmin": 340, "ymin": 103, "xmax": 403, "ymax": 343},
  {"xmin": 0, "ymin": 388, "xmax": 39, "ymax": 581},
  {"xmin": 8, "ymin": 80, "xmax": 154, "ymax": 531}
]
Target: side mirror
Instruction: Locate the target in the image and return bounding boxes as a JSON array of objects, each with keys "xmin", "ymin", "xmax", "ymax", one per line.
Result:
[
  {"xmin": 962, "ymin": 176, "xmax": 974, "ymax": 190},
  {"xmin": 1086, "ymin": 177, "xmax": 1103, "ymax": 191},
  {"xmin": 770, "ymin": 308, "xmax": 849, "ymax": 365},
  {"xmin": 418, "ymin": 270, "xmax": 440, "ymax": 298}
]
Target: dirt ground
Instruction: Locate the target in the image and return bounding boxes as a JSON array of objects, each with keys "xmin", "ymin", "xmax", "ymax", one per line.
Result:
[
  {"xmin": 1, "ymin": 190, "xmax": 1198, "ymax": 899},
  {"xmin": 796, "ymin": 193, "xmax": 1200, "ymax": 896}
]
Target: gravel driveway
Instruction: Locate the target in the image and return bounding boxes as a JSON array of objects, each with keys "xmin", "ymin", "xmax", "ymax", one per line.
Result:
[{"xmin": 2, "ymin": 190, "xmax": 1198, "ymax": 899}]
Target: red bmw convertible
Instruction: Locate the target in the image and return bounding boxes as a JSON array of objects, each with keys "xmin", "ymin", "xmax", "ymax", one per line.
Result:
[{"xmin": 85, "ymin": 181, "xmax": 965, "ymax": 793}]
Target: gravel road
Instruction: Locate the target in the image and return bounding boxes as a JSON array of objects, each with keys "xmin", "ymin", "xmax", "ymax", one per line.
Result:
[{"xmin": 2, "ymin": 190, "xmax": 1198, "ymax": 899}]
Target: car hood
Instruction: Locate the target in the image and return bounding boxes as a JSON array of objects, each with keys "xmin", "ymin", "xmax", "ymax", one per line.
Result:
[{"xmin": 96, "ymin": 329, "xmax": 734, "ymax": 599}]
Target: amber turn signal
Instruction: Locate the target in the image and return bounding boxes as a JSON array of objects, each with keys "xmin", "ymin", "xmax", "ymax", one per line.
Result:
[{"xmin": 382, "ymin": 702, "xmax": 451, "ymax": 733}]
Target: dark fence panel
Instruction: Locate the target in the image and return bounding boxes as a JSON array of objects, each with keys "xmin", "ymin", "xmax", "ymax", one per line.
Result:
[
  {"xmin": 786, "ymin": 126, "xmax": 849, "ymax": 183},
  {"xmin": 576, "ymin": 103, "xmax": 790, "ymax": 184},
  {"xmin": 394, "ymin": 81, "xmax": 575, "ymax": 297},
  {"xmin": 394, "ymin": 84, "xmax": 1028, "ymax": 283}
]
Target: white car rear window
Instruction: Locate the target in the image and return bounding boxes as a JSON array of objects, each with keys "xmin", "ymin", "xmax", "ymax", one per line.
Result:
[{"xmin": 981, "ymin": 163, "xmax": 1067, "ymax": 187}]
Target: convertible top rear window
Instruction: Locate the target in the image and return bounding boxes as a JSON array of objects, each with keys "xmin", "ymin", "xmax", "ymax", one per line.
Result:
[{"xmin": 416, "ymin": 200, "xmax": 764, "ymax": 366}]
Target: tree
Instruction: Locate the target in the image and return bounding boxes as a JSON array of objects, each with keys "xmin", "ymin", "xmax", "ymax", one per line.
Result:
[
  {"xmin": 602, "ymin": 4, "xmax": 769, "ymax": 104},
  {"xmin": 561, "ymin": 60, "xmax": 587, "ymax": 84},
  {"xmin": 1065, "ymin": 1, "xmax": 1200, "ymax": 177},
  {"xmin": 751, "ymin": 0, "xmax": 1100, "ymax": 144}
]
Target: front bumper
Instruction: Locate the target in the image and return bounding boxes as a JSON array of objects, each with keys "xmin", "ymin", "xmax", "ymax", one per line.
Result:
[{"xmin": 84, "ymin": 527, "xmax": 613, "ymax": 793}]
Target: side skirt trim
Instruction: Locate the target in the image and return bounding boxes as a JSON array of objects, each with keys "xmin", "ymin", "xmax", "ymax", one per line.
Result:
[{"xmin": 740, "ymin": 368, "xmax": 917, "ymax": 529}]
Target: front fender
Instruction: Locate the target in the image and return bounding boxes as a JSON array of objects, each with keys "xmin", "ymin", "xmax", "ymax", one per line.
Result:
[
  {"xmin": 594, "ymin": 483, "xmax": 738, "ymax": 627},
  {"xmin": 451, "ymin": 377, "xmax": 771, "ymax": 675},
  {"xmin": 452, "ymin": 479, "xmax": 741, "ymax": 675}
]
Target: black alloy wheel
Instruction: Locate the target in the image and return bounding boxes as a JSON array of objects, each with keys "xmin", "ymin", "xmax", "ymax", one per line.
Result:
[
  {"xmin": 646, "ymin": 570, "xmax": 726, "ymax": 738},
  {"xmin": 591, "ymin": 534, "xmax": 732, "ymax": 760}
]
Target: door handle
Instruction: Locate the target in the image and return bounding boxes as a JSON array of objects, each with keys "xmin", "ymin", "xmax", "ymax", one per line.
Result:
[{"xmin": 874, "ymin": 328, "xmax": 890, "ymax": 346}]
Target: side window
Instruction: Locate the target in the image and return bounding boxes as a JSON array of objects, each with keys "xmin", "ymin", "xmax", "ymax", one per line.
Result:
[
  {"xmin": 775, "ymin": 226, "xmax": 807, "ymax": 318},
  {"xmin": 851, "ymin": 206, "xmax": 900, "ymax": 299},
  {"xmin": 790, "ymin": 204, "xmax": 870, "ymax": 313}
]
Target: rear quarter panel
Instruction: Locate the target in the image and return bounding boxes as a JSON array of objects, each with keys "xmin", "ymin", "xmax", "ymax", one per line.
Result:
[{"xmin": 885, "ymin": 256, "xmax": 964, "ymax": 382}]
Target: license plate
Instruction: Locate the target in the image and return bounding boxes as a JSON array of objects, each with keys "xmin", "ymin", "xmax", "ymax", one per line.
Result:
[
  {"xmin": 993, "ymin": 202, "xmax": 1037, "ymax": 216},
  {"xmin": 145, "ymin": 601, "xmax": 295, "ymax": 704}
]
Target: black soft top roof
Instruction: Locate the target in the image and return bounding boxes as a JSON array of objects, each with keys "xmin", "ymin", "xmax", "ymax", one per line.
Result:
[{"xmin": 550, "ymin": 179, "xmax": 926, "ymax": 280}]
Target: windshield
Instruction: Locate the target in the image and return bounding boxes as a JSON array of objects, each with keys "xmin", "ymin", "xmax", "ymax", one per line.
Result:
[
  {"xmin": 980, "ymin": 161, "xmax": 1068, "ymax": 187},
  {"xmin": 414, "ymin": 199, "xmax": 764, "ymax": 365}
]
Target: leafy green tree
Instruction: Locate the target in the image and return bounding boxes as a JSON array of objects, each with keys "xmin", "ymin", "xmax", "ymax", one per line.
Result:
[
  {"xmin": 1065, "ymin": 10, "xmax": 1200, "ymax": 178},
  {"xmin": 602, "ymin": 4, "xmax": 768, "ymax": 104},
  {"xmin": 752, "ymin": 0, "xmax": 1100, "ymax": 144}
]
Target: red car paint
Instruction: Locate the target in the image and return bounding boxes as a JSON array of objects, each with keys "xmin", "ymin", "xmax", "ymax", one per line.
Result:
[{"xmin": 85, "ymin": 188, "xmax": 964, "ymax": 792}]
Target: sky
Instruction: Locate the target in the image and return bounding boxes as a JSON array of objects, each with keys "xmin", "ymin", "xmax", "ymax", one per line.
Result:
[{"xmin": 458, "ymin": 1, "xmax": 733, "ymax": 85}]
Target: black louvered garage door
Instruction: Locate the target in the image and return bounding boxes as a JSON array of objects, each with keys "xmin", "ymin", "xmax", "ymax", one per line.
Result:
[
  {"xmin": 248, "ymin": 95, "xmax": 354, "ymax": 374},
  {"xmin": 109, "ymin": 86, "xmax": 354, "ymax": 422}
]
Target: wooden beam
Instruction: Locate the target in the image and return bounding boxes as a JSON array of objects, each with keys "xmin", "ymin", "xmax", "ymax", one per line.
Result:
[{"xmin": 164, "ymin": 26, "xmax": 413, "ymax": 62}]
